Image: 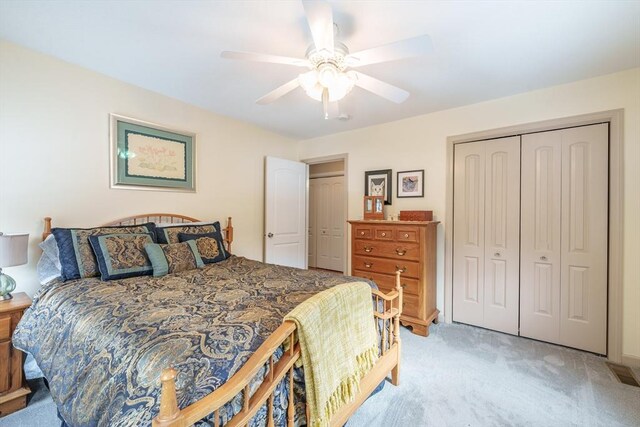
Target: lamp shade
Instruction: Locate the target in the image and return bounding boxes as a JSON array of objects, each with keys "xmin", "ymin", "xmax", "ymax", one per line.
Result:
[{"xmin": 0, "ymin": 233, "xmax": 29, "ymax": 268}]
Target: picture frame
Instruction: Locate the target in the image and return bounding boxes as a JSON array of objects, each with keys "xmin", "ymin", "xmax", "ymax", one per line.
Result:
[
  {"xmin": 397, "ymin": 169, "xmax": 424, "ymax": 198},
  {"xmin": 364, "ymin": 169, "xmax": 392, "ymax": 205},
  {"xmin": 110, "ymin": 114, "xmax": 196, "ymax": 192},
  {"xmin": 363, "ymin": 196, "xmax": 384, "ymax": 220}
]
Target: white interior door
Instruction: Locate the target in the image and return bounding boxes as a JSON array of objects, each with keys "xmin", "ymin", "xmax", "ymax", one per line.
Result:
[
  {"xmin": 311, "ymin": 176, "xmax": 345, "ymax": 272},
  {"xmin": 264, "ymin": 157, "xmax": 307, "ymax": 269},
  {"xmin": 520, "ymin": 131, "xmax": 563, "ymax": 344},
  {"xmin": 521, "ymin": 124, "xmax": 608, "ymax": 354},
  {"xmin": 308, "ymin": 179, "xmax": 318, "ymax": 268},
  {"xmin": 559, "ymin": 124, "xmax": 608, "ymax": 354},
  {"xmin": 483, "ymin": 137, "xmax": 520, "ymax": 335},
  {"xmin": 453, "ymin": 141, "xmax": 486, "ymax": 327}
]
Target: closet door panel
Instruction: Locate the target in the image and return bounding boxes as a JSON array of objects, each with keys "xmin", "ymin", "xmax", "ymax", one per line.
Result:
[
  {"xmin": 483, "ymin": 137, "xmax": 520, "ymax": 335},
  {"xmin": 328, "ymin": 177, "xmax": 345, "ymax": 272},
  {"xmin": 520, "ymin": 132, "xmax": 562, "ymax": 344},
  {"xmin": 453, "ymin": 141, "xmax": 485, "ymax": 327},
  {"xmin": 308, "ymin": 180, "xmax": 318, "ymax": 268},
  {"xmin": 559, "ymin": 124, "xmax": 608, "ymax": 354},
  {"xmin": 316, "ymin": 179, "xmax": 331, "ymax": 269}
]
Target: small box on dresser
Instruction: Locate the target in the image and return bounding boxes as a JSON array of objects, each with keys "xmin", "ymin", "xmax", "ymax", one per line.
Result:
[
  {"xmin": 0, "ymin": 292, "xmax": 31, "ymax": 417},
  {"xmin": 348, "ymin": 220, "xmax": 439, "ymax": 336}
]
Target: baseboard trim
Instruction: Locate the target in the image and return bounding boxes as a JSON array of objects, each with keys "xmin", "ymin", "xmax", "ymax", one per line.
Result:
[
  {"xmin": 621, "ymin": 353, "xmax": 640, "ymax": 368},
  {"xmin": 437, "ymin": 313, "xmax": 445, "ymax": 323}
]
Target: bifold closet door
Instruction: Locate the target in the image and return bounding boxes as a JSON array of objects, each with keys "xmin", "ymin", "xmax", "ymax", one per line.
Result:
[
  {"xmin": 521, "ymin": 124, "xmax": 608, "ymax": 354},
  {"xmin": 308, "ymin": 180, "xmax": 318, "ymax": 268},
  {"xmin": 314, "ymin": 176, "xmax": 345, "ymax": 272},
  {"xmin": 453, "ymin": 137, "xmax": 520, "ymax": 334}
]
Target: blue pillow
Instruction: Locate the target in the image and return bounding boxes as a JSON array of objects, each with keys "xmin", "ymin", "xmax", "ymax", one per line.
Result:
[
  {"xmin": 144, "ymin": 241, "xmax": 204, "ymax": 277},
  {"xmin": 52, "ymin": 223, "xmax": 156, "ymax": 281},
  {"xmin": 155, "ymin": 222, "xmax": 220, "ymax": 244},
  {"xmin": 88, "ymin": 233, "xmax": 155, "ymax": 281},
  {"xmin": 178, "ymin": 231, "xmax": 229, "ymax": 264}
]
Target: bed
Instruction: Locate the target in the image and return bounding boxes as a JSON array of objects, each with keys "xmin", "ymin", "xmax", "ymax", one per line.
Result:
[{"xmin": 13, "ymin": 214, "xmax": 403, "ymax": 427}]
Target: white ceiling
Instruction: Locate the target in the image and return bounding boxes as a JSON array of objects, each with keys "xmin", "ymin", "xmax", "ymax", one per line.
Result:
[{"xmin": 1, "ymin": 1, "xmax": 639, "ymax": 139}]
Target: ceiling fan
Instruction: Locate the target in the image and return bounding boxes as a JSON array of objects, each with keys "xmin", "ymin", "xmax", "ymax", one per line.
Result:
[{"xmin": 221, "ymin": 0, "xmax": 433, "ymax": 119}]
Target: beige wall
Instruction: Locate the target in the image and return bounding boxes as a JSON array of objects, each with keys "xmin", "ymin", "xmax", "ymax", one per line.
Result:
[
  {"xmin": 297, "ymin": 68, "xmax": 640, "ymax": 359},
  {"xmin": 0, "ymin": 41, "xmax": 297, "ymax": 296}
]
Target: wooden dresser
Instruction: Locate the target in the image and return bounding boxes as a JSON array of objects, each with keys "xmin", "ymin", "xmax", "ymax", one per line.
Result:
[
  {"xmin": 0, "ymin": 293, "xmax": 31, "ymax": 417},
  {"xmin": 348, "ymin": 220, "xmax": 439, "ymax": 336}
]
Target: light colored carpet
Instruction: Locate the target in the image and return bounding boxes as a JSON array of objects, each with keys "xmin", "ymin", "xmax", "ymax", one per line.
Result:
[{"xmin": 3, "ymin": 323, "xmax": 639, "ymax": 426}]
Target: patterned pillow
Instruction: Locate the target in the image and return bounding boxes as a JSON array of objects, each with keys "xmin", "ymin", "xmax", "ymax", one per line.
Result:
[
  {"xmin": 52, "ymin": 223, "xmax": 156, "ymax": 281},
  {"xmin": 144, "ymin": 241, "xmax": 204, "ymax": 277},
  {"xmin": 178, "ymin": 231, "xmax": 229, "ymax": 264},
  {"xmin": 155, "ymin": 222, "xmax": 221, "ymax": 244},
  {"xmin": 88, "ymin": 233, "xmax": 155, "ymax": 281}
]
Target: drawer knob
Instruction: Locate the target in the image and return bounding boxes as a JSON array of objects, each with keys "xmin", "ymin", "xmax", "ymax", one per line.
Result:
[
  {"xmin": 401, "ymin": 284, "xmax": 407, "ymax": 288},
  {"xmin": 381, "ymin": 232, "xmax": 386, "ymax": 237},
  {"xmin": 360, "ymin": 231, "xmax": 365, "ymax": 236},
  {"xmin": 396, "ymin": 265, "xmax": 407, "ymax": 273},
  {"xmin": 395, "ymin": 248, "xmax": 406, "ymax": 256},
  {"xmin": 364, "ymin": 262, "xmax": 373, "ymax": 268},
  {"xmin": 364, "ymin": 246, "xmax": 373, "ymax": 253},
  {"xmin": 404, "ymin": 233, "xmax": 409, "ymax": 238}
]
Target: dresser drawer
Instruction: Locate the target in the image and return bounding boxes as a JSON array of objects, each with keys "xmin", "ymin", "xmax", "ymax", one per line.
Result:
[
  {"xmin": 396, "ymin": 227, "xmax": 420, "ymax": 243},
  {"xmin": 401, "ymin": 293, "xmax": 420, "ymax": 319},
  {"xmin": 373, "ymin": 226, "xmax": 394, "ymax": 241},
  {"xmin": 352, "ymin": 270, "xmax": 420, "ymax": 296},
  {"xmin": 353, "ymin": 240, "xmax": 420, "ymax": 261},
  {"xmin": 0, "ymin": 316, "xmax": 10, "ymax": 341},
  {"xmin": 354, "ymin": 226, "xmax": 373, "ymax": 239},
  {"xmin": 352, "ymin": 255, "xmax": 420, "ymax": 279}
]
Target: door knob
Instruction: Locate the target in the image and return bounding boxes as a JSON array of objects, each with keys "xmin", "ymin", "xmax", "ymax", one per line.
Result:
[
  {"xmin": 494, "ymin": 252, "xmax": 501, "ymax": 257},
  {"xmin": 267, "ymin": 232, "xmax": 274, "ymax": 238},
  {"xmin": 540, "ymin": 256, "xmax": 547, "ymax": 261}
]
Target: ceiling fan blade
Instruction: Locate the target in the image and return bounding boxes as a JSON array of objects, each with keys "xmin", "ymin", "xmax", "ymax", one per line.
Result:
[
  {"xmin": 352, "ymin": 72, "xmax": 409, "ymax": 103},
  {"xmin": 221, "ymin": 51, "xmax": 309, "ymax": 67},
  {"xmin": 345, "ymin": 34, "xmax": 433, "ymax": 67},
  {"xmin": 256, "ymin": 79, "xmax": 301, "ymax": 105},
  {"xmin": 302, "ymin": 0, "xmax": 334, "ymax": 54}
]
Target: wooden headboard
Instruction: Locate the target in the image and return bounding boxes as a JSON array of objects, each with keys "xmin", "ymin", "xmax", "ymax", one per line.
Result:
[{"xmin": 42, "ymin": 213, "xmax": 234, "ymax": 252}]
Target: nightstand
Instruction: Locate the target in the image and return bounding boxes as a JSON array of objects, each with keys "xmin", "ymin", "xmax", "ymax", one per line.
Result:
[{"xmin": 0, "ymin": 292, "xmax": 31, "ymax": 417}]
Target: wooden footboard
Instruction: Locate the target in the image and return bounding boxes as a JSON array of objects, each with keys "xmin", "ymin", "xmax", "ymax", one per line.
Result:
[{"xmin": 153, "ymin": 272, "xmax": 404, "ymax": 427}]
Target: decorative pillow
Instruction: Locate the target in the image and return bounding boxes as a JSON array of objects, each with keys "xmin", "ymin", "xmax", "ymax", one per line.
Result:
[
  {"xmin": 144, "ymin": 241, "xmax": 204, "ymax": 277},
  {"xmin": 51, "ymin": 223, "xmax": 156, "ymax": 281},
  {"xmin": 178, "ymin": 231, "xmax": 229, "ymax": 264},
  {"xmin": 155, "ymin": 222, "xmax": 221, "ymax": 244},
  {"xmin": 37, "ymin": 234, "xmax": 62, "ymax": 284},
  {"xmin": 88, "ymin": 233, "xmax": 155, "ymax": 281}
]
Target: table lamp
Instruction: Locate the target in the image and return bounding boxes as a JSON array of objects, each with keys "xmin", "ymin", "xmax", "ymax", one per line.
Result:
[{"xmin": 0, "ymin": 232, "xmax": 29, "ymax": 301}]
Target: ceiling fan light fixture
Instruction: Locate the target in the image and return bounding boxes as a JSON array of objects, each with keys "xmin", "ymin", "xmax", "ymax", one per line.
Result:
[{"xmin": 298, "ymin": 68, "xmax": 354, "ymax": 103}]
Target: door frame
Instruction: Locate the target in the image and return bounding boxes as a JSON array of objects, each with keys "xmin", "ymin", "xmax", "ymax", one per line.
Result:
[
  {"xmin": 445, "ymin": 109, "xmax": 625, "ymax": 363},
  {"xmin": 302, "ymin": 153, "xmax": 349, "ymax": 274}
]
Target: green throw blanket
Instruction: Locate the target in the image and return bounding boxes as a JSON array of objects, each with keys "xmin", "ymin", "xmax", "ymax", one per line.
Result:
[{"xmin": 284, "ymin": 281, "xmax": 379, "ymax": 427}]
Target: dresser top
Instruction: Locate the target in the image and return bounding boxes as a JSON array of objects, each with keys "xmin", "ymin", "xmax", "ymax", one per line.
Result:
[
  {"xmin": 0, "ymin": 292, "xmax": 32, "ymax": 313},
  {"xmin": 348, "ymin": 219, "xmax": 440, "ymax": 225}
]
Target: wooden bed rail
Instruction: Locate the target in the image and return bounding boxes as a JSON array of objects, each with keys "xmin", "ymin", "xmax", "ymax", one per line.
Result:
[
  {"xmin": 153, "ymin": 271, "xmax": 404, "ymax": 427},
  {"xmin": 42, "ymin": 215, "xmax": 234, "ymax": 253}
]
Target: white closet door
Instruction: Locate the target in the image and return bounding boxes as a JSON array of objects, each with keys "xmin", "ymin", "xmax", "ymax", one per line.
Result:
[
  {"xmin": 308, "ymin": 180, "xmax": 318, "ymax": 268},
  {"xmin": 520, "ymin": 131, "xmax": 563, "ymax": 343},
  {"xmin": 313, "ymin": 176, "xmax": 345, "ymax": 272},
  {"xmin": 327, "ymin": 176, "xmax": 345, "ymax": 272},
  {"xmin": 453, "ymin": 141, "xmax": 486, "ymax": 327},
  {"xmin": 316, "ymin": 179, "xmax": 331, "ymax": 269},
  {"xmin": 559, "ymin": 124, "xmax": 608, "ymax": 354},
  {"xmin": 483, "ymin": 137, "xmax": 520, "ymax": 334}
]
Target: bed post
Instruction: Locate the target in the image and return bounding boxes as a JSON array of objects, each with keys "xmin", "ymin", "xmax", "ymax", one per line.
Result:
[
  {"xmin": 153, "ymin": 368, "xmax": 186, "ymax": 427},
  {"xmin": 224, "ymin": 217, "xmax": 234, "ymax": 253},
  {"xmin": 391, "ymin": 270, "xmax": 403, "ymax": 386},
  {"xmin": 43, "ymin": 217, "xmax": 52, "ymax": 241}
]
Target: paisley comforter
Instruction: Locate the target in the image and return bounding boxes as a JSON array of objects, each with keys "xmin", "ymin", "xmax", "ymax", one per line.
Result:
[{"xmin": 13, "ymin": 256, "xmax": 375, "ymax": 427}]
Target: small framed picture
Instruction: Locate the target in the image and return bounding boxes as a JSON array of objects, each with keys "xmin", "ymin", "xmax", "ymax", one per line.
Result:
[
  {"xmin": 397, "ymin": 170, "xmax": 424, "ymax": 198},
  {"xmin": 365, "ymin": 169, "xmax": 392, "ymax": 205}
]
